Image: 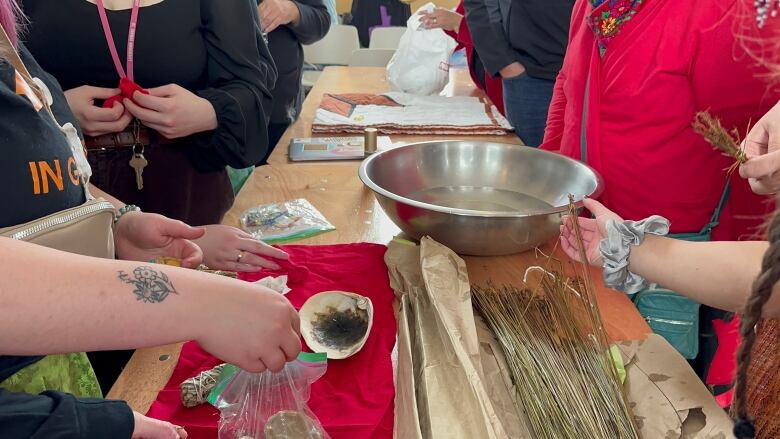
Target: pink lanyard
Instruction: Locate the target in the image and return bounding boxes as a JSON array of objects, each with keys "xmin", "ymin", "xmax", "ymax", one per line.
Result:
[{"xmin": 96, "ymin": 0, "xmax": 141, "ymax": 81}]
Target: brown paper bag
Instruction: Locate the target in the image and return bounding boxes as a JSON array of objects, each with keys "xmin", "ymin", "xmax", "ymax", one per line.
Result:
[
  {"xmin": 386, "ymin": 237, "xmax": 527, "ymax": 438},
  {"xmin": 387, "ymin": 236, "xmax": 733, "ymax": 439},
  {"xmin": 619, "ymin": 334, "xmax": 733, "ymax": 438}
]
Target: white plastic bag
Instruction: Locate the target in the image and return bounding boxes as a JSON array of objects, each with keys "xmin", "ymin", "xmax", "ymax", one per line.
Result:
[{"xmin": 386, "ymin": 3, "xmax": 457, "ymax": 96}]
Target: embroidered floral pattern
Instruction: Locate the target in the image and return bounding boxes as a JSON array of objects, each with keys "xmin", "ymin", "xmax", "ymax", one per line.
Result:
[{"xmin": 588, "ymin": 0, "xmax": 644, "ymax": 56}]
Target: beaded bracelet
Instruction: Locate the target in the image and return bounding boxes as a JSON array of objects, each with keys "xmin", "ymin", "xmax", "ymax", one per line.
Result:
[{"xmin": 115, "ymin": 204, "xmax": 141, "ymax": 224}]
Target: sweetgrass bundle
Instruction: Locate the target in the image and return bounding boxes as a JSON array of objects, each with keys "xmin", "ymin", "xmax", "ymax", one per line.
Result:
[
  {"xmin": 693, "ymin": 111, "xmax": 747, "ymax": 174},
  {"xmin": 471, "ymin": 197, "xmax": 638, "ymax": 439}
]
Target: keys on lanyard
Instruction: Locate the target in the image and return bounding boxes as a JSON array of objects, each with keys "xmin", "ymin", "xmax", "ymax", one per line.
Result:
[
  {"xmin": 96, "ymin": 0, "xmax": 148, "ymax": 190},
  {"xmin": 128, "ymin": 121, "xmax": 148, "ymax": 190},
  {"xmin": 129, "ymin": 149, "xmax": 148, "ymax": 191}
]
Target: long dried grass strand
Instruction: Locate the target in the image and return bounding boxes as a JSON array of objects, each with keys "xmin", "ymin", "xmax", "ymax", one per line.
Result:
[
  {"xmin": 470, "ymin": 196, "xmax": 638, "ymax": 439},
  {"xmin": 473, "ymin": 284, "xmax": 638, "ymax": 439},
  {"xmin": 473, "ymin": 199, "xmax": 638, "ymax": 439}
]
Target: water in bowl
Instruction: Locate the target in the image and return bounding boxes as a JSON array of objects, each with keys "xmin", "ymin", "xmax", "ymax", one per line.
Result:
[{"xmin": 405, "ymin": 186, "xmax": 552, "ymax": 212}]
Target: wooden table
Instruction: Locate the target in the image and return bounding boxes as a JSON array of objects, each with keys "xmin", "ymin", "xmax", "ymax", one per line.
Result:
[
  {"xmin": 108, "ymin": 67, "xmax": 650, "ymax": 413},
  {"xmin": 268, "ymin": 66, "xmax": 523, "ymax": 166}
]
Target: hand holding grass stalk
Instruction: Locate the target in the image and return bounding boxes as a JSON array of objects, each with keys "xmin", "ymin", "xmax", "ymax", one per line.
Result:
[
  {"xmin": 692, "ymin": 111, "xmax": 747, "ymax": 175},
  {"xmin": 738, "ymin": 101, "xmax": 780, "ymax": 195}
]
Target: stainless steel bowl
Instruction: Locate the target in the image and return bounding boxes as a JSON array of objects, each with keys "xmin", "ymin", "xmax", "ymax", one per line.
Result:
[{"xmin": 359, "ymin": 141, "xmax": 603, "ymax": 256}]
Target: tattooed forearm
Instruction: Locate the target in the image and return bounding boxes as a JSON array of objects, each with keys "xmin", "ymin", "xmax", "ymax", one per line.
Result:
[{"xmin": 118, "ymin": 266, "xmax": 178, "ymax": 303}]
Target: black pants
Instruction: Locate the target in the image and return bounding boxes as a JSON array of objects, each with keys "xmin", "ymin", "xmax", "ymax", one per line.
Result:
[
  {"xmin": 88, "ymin": 350, "xmax": 135, "ymax": 395},
  {"xmin": 89, "ymin": 143, "xmax": 234, "ymax": 225},
  {"xmin": 257, "ymin": 122, "xmax": 290, "ymax": 166}
]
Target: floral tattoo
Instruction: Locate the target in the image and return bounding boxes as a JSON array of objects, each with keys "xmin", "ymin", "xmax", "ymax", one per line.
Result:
[{"xmin": 118, "ymin": 266, "xmax": 178, "ymax": 303}]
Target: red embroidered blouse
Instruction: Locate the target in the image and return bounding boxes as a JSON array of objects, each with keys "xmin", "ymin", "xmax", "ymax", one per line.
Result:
[{"xmin": 541, "ymin": 0, "xmax": 779, "ymax": 240}]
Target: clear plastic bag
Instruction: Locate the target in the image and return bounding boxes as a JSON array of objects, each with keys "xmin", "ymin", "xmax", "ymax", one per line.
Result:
[
  {"xmin": 386, "ymin": 3, "xmax": 457, "ymax": 96},
  {"xmin": 239, "ymin": 199, "xmax": 335, "ymax": 244},
  {"xmin": 209, "ymin": 353, "xmax": 329, "ymax": 439}
]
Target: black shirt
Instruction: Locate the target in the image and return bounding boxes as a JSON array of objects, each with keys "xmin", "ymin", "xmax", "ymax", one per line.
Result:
[
  {"xmin": 0, "ymin": 44, "xmax": 134, "ymax": 439},
  {"xmin": 0, "ymin": 45, "xmax": 85, "ymax": 227},
  {"xmin": 22, "ymin": 0, "xmax": 277, "ymax": 170},
  {"xmin": 464, "ymin": 0, "xmax": 574, "ymax": 81},
  {"xmin": 264, "ymin": 0, "xmax": 330, "ymax": 125},
  {"xmin": 348, "ymin": 0, "xmax": 411, "ymax": 47}
]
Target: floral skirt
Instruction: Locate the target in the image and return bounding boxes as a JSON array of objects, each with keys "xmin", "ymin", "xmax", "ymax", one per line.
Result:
[{"xmin": 1, "ymin": 353, "xmax": 102, "ymax": 398}]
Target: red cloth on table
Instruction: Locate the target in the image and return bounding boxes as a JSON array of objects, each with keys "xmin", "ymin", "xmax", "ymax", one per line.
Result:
[
  {"xmin": 146, "ymin": 244, "xmax": 396, "ymax": 439},
  {"xmin": 443, "ymin": 1, "xmax": 504, "ymax": 115}
]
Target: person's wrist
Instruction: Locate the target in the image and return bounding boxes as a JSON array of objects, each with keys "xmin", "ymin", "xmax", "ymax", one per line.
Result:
[
  {"xmin": 63, "ymin": 88, "xmax": 77, "ymax": 105},
  {"xmin": 627, "ymin": 234, "xmax": 661, "ymax": 275},
  {"xmin": 600, "ymin": 216, "xmax": 670, "ymax": 295},
  {"xmin": 499, "ymin": 62, "xmax": 524, "ymax": 79},
  {"xmin": 162, "ymin": 266, "xmax": 219, "ymax": 340},
  {"xmin": 451, "ymin": 16, "xmax": 463, "ymax": 32},
  {"xmin": 112, "ymin": 210, "xmax": 143, "ymax": 260},
  {"xmin": 286, "ymin": 0, "xmax": 301, "ymax": 26},
  {"xmin": 197, "ymin": 97, "xmax": 219, "ymax": 132},
  {"xmin": 114, "ymin": 205, "xmax": 142, "ymax": 226},
  {"xmin": 189, "ymin": 273, "xmax": 252, "ymax": 342}
]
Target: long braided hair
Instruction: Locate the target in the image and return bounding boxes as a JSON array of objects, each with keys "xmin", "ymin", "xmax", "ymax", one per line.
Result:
[
  {"xmin": 730, "ymin": 3, "xmax": 780, "ymax": 437},
  {"xmin": 733, "ymin": 209, "xmax": 780, "ymax": 438}
]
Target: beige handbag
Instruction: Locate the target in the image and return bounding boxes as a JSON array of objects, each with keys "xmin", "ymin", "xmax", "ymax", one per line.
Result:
[{"xmin": 0, "ymin": 25, "xmax": 116, "ymax": 259}]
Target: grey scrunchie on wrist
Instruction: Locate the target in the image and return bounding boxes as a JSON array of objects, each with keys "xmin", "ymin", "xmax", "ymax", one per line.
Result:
[{"xmin": 600, "ymin": 216, "xmax": 671, "ymax": 295}]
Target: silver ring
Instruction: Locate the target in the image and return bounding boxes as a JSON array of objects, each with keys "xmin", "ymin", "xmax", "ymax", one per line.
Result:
[{"xmin": 236, "ymin": 251, "xmax": 244, "ymax": 263}]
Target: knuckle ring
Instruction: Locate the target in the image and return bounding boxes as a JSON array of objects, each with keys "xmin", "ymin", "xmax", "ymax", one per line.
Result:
[{"xmin": 236, "ymin": 251, "xmax": 244, "ymax": 263}]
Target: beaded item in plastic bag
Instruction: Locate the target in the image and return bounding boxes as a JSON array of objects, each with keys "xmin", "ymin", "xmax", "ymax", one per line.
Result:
[{"xmin": 240, "ymin": 199, "xmax": 335, "ymax": 244}]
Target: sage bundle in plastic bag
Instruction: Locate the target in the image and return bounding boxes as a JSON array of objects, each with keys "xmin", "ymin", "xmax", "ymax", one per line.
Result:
[
  {"xmin": 208, "ymin": 353, "xmax": 329, "ymax": 439},
  {"xmin": 180, "ymin": 364, "xmax": 226, "ymax": 408}
]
